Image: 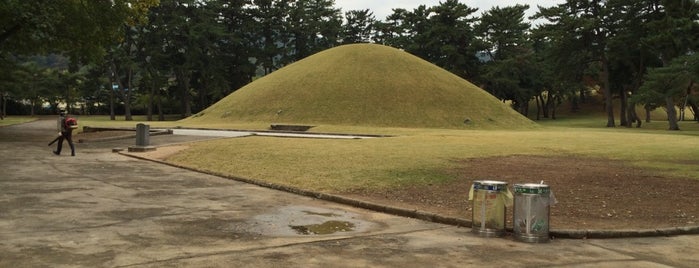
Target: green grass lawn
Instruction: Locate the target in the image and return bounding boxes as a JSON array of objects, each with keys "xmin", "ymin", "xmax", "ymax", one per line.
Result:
[
  {"xmin": 162, "ymin": 118, "xmax": 699, "ymax": 192},
  {"xmin": 8, "ymin": 112, "xmax": 697, "ymax": 194},
  {"xmin": 0, "ymin": 116, "xmax": 37, "ymax": 127}
]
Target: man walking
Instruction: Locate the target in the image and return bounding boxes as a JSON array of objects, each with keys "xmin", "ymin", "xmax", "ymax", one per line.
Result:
[{"xmin": 52, "ymin": 110, "xmax": 75, "ymax": 156}]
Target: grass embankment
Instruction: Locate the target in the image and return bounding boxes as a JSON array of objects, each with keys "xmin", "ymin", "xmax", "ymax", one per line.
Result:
[{"xmin": 183, "ymin": 43, "xmax": 535, "ymax": 130}]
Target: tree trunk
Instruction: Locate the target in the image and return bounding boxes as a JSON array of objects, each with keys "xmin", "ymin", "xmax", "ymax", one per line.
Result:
[
  {"xmin": 680, "ymin": 96, "xmax": 687, "ymax": 121},
  {"xmin": 123, "ymin": 69, "xmax": 133, "ymax": 121},
  {"xmin": 176, "ymin": 68, "xmax": 192, "ymax": 117},
  {"xmin": 199, "ymin": 76, "xmax": 208, "ymax": 113},
  {"xmin": 665, "ymin": 96, "xmax": 680, "ymax": 130},
  {"xmin": 542, "ymin": 93, "xmax": 550, "ymax": 118},
  {"xmin": 619, "ymin": 87, "xmax": 629, "ymax": 127},
  {"xmin": 147, "ymin": 86, "xmax": 153, "ymax": 122},
  {"xmin": 535, "ymin": 94, "xmax": 542, "ymax": 121},
  {"xmin": 689, "ymin": 100, "xmax": 698, "ymax": 122},
  {"xmin": 519, "ymin": 98, "xmax": 529, "ymax": 117},
  {"xmin": 626, "ymin": 102, "xmax": 640, "ymax": 128},
  {"xmin": 551, "ymin": 95, "xmax": 559, "ymax": 120},
  {"xmin": 570, "ymin": 94, "xmax": 579, "ymax": 113},
  {"xmin": 157, "ymin": 94, "xmax": 164, "ymax": 121},
  {"xmin": 679, "ymin": 81, "xmax": 693, "ymax": 121},
  {"xmin": 82, "ymin": 98, "xmax": 89, "ymax": 115},
  {"xmin": 109, "ymin": 81, "xmax": 116, "ymax": 121},
  {"xmin": 30, "ymin": 98, "xmax": 37, "ymax": 116},
  {"xmin": 0, "ymin": 92, "xmax": 4, "ymax": 119},
  {"xmin": 146, "ymin": 75, "xmax": 154, "ymax": 121},
  {"xmin": 644, "ymin": 104, "xmax": 652, "ymax": 123},
  {"xmin": 65, "ymin": 85, "xmax": 71, "ymax": 114},
  {"xmin": 181, "ymin": 84, "xmax": 192, "ymax": 117},
  {"xmin": 601, "ymin": 57, "xmax": 615, "ymax": 127},
  {"xmin": 631, "ymin": 106, "xmax": 641, "ymax": 128}
]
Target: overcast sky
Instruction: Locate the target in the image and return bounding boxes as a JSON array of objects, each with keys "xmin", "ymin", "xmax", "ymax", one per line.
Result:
[{"xmin": 334, "ymin": 0, "xmax": 565, "ymax": 25}]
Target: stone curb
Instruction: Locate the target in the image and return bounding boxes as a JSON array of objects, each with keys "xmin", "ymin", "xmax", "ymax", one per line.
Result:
[
  {"xmin": 77, "ymin": 129, "xmax": 172, "ymax": 143},
  {"xmin": 165, "ymin": 126, "xmax": 392, "ymax": 138},
  {"xmin": 120, "ymin": 151, "xmax": 699, "ymax": 239}
]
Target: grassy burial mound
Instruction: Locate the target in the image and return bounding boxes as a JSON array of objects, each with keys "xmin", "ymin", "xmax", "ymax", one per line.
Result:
[{"xmin": 186, "ymin": 43, "xmax": 535, "ymax": 129}]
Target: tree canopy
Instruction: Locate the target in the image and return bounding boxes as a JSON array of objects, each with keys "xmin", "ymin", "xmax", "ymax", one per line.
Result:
[{"xmin": 1, "ymin": 0, "xmax": 698, "ymax": 130}]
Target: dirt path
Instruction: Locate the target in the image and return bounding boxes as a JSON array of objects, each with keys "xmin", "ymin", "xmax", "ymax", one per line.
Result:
[{"xmin": 343, "ymin": 155, "xmax": 699, "ymax": 230}]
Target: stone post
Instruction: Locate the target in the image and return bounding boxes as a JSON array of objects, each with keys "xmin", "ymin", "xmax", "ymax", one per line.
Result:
[
  {"xmin": 128, "ymin": 123, "xmax": 156, "ymax": 152},
  {"xmin": 135, "ymin": 123, "xmax": 150, "ymax": 146}
]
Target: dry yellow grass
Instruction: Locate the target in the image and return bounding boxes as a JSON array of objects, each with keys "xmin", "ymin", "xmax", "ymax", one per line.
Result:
[{"xmin": 165, "ymin": 126, "xmax": 699, "ymax": 192}]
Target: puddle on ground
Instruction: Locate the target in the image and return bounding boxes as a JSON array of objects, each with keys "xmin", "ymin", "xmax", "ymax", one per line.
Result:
[
  {"xmin": 290, "ymin": 220, "xmax": 356, "ymax": 235},
  {"xmin": 302, "ymin": 210, "xmax": 341, "ymax": 217},
  {"xmin": 248, "ymin": 205, "xmax": 377, "ymax": 236}
]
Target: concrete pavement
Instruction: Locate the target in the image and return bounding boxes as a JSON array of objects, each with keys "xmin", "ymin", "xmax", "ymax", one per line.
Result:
[{"xmin": 1, "ymin": 119, "xmax": 697, "ymax": 267}]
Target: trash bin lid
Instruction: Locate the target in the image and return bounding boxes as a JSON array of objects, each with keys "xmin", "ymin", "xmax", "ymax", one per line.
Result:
[
  {"xmin": 473, "ymin": 180, "xmax": 508, "ymax": 191},
  {"xmin": 514, "ymin": 183, "xmax": 550, "ymax": 194}
]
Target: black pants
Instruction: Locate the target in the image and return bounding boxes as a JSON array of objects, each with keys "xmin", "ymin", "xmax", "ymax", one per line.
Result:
[{"xmin": 56, "ymin": 131, "xmax": 75, "ymax": 156}]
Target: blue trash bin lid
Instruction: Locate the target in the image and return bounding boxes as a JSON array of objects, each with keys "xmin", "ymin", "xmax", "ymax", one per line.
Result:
[{"xmin": 473, "ymin": 180, "xmax": 508, "ymax": 191}]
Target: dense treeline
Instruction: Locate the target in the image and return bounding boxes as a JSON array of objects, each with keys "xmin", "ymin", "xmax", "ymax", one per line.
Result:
[{"xmin": 1, "ymin": 0, "xmax": 698, "ymax": 129}]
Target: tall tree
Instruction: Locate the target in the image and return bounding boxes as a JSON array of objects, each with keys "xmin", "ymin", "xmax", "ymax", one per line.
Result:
[
  {"xmin": 605, "ymin": 0, "xmax": 660, "ymax": 127},
  {"xmin": 379, "ymin": 2, "xmax": 480, "ymax": 79},
  {"xmin": 640, "ymin": 0, "xmax": 699, "ymax": 130},
  {"xmin": 476, "ymin": 5, "xmax": 531, "ymax": 62},
  {"xmin": 476, "ymin": 5, "xmax": 536, "ymax": 114},
  {"xmin": 1, "ymin": 0, "xmax": 157, "ymax": 118},
  {"xmin": 424, "ymin": 0, "xmax": 481, "ymax": 78},
  {"xmin": 0, "ymin": 0, "xmax": 158, "ymax": 62},
  {"xmin": 216, "ymin": 0, "xmax": 256, "ymax": 93},
  {"xmin": 536, "ymin": 0, "xmax": 620, "ymax": 127},
  {"xmin": 286, "ymin": 0, "xmax": 342, "ymax": 62},
  {"xmin": 186, "ymin": 1, "xmax": 231, "ymax": 112},
  {"xmin": 341, "ymin": 9, "xmax": 377, "ymax": 44},
  {"xmin": 250, "ymin": 0, "xmax": 290, "ymax": 74},
  {"xmin": 151, "ymin": 0, "xmax": 214, "ymax": 118},
  {"xmin": 137, "ymin": 4, "xmax": 172, "ymax": 121},
  {"xmin": 107, "ymin": 25, "xmax": 142, "ymax": 121},
  {"xmin": 402, "ymin": 5, "xmax": 433, "ymax": 59},
  {"xmin": 374, "ymin": 8, "xmax": 413, "ymax": 48},
  {"xmin": 634, "ymin": 53, "xmax": 699, "ymax": 130}
]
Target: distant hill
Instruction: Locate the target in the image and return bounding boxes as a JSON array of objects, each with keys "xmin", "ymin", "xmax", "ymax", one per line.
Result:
[{"xmin": 184, "ymin": 43, "xmax": 536, "ymax": 129}]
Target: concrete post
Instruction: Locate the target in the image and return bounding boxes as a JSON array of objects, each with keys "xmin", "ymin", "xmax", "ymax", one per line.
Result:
[
  {"xmin": 128, "ymin": 123, "xmax": 156, "ymax": 152},
  {"xmin": 135, "ymin": 123, "xmax": 150, "ymax": 147}
]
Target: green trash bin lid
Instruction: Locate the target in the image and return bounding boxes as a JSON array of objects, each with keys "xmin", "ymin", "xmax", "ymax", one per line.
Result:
[{"xmin": 514, "ymin": 183, "xmax": 550, "ymax": 194}]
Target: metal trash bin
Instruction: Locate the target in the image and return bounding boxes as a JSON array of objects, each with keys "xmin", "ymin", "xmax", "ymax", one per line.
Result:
[
  {"xmin": 513, "ymin": 183, "xmax": 554, "ymax": 243},
  {"xmin": 469, "ymin": 180, "xmax": 512, "ymax": 237}
]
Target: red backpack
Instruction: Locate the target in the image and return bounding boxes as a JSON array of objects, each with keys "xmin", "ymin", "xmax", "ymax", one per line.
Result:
[{"xmin": 65, "ymin": 117, "xmax": 78, "ymax": 129}]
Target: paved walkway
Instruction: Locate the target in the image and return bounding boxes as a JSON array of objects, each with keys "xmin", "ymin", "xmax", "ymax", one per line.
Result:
[{"xmin": 1, "ymin": 119, "xmax": 697, "ymax": 267}]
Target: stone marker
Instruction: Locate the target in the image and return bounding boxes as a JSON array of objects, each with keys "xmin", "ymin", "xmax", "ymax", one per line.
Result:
[{"xmin": 128, "ymin": 123, "xmax": 156, "ymax": 152}]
